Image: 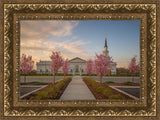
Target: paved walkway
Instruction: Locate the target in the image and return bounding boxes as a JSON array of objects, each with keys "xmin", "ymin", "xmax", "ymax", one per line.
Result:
[{"xmin": 60, "ymin": 76, "xmax": 96, "ymax": 100}]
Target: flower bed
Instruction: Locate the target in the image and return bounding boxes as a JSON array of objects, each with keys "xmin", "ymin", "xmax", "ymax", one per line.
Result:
[
  {"xmin": 83, "ymin": 77, "xmax": 133, "ymax": 100},
  {"xmin": 23, "ymin": 77, "xmax": 72, "ymax": 100}
]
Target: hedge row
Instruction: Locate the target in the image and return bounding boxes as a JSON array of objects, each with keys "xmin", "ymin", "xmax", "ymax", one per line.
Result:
[
  {"xmin": 29, "ymin": 77, "xmax": 71, "ymax": 100},
  {"xmin": 21, "ymin": 73, "xmax": 73, "ymax": 76},
  {"xmin": 20, "ymin": 81, "xmax": 48, "ymax": 85},
  {"xmin": 83, "ymin": 77, "xmax": 124, "ymax": 99},
  {"xmin": 21, "ymin": 73, "xmax": 139, "ymax": 77},
  {"xmin": 82, "ymin": 74, "xmax": 139, "ymax": 77}
]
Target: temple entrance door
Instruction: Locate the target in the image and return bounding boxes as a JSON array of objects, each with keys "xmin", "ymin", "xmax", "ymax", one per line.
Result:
[{"xmin": 75, "ymin": 65, "xmax": 79, "ymax": 74}]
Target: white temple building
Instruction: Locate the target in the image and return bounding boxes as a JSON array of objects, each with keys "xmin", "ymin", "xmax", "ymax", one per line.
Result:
[
  {"xmin": 36, "ymin": 57, "xmax": 87, "ymax": 75},
  {"xmin": 36, "ymin": 34, "xmax": 117, "ymax": 75}
]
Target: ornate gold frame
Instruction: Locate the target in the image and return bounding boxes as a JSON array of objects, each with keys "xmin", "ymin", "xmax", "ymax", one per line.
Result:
[{"xmin": 0, "ymin": 0, "xmax": 160, "ymax": 119}]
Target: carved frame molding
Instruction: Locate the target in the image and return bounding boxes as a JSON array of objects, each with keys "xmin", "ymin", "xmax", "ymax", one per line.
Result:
[{"xmin": 0, "ymin": 1, "xmax": 159, "ymax": 119}]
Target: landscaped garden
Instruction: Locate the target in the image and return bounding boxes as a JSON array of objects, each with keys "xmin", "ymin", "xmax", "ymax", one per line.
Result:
[
  {"xmin": 22, "ymin": 77, "xmax": 72, "ymax": 100},
  {"xmin": 20, "ymin": 52, "xmax": 140, "ymax": 100},
  {"xmin": 83, "ymin": 77, "xmax": 134, "ymax": 100}
]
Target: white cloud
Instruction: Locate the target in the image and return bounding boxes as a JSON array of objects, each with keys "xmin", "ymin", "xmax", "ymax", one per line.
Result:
[
  {"xmin": 21, "ymin": 39, "xmax": 91, "ymax": 66},
  {"xmin": 20, "ymin": 20, "xmax": 93, "ymax": 68},
  {"xmin": 20, "ymin": 20, "xmax": 79, "ymax": 40}
]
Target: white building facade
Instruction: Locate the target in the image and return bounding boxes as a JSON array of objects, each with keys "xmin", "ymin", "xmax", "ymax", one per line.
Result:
[
  {"xmin": 36, "ymin": 57, "xmax": 87, "ymax": 75},
  {"xmin": 36, "ymin": 34, "xmax": 117, "ymax": 75}
]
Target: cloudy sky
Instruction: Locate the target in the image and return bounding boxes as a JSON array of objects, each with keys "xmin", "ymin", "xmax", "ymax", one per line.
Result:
[{"xmin": 20, "ymin": 20, "xmax": 140, "ymax": 69}]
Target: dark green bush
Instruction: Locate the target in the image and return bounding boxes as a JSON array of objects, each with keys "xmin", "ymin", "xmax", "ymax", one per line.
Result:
[
  {"xmin": 124, "ymin": 81, "xmax": 133, "ymax": 86},
  {"xmin": 81, "ymin": 74, "xmax": 97, "ymax": 76},
  {"xmin": 20, "ymin": 81, "xmax": 48, "ymax": 85},
  {"xmin": 20, "ymin": 73, "xmax": 73, "ymax": 76},
  {"xmin": 106, "ymin": 81, "xmax": 114, "ymax": 84}
]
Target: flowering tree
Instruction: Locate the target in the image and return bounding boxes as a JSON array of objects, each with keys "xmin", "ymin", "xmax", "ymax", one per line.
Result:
[
  {"xmin": 62, "ymin": 59, "xmax": 69, "ymax": 78},
  {"xmin": 128, "ymin": 56, "xmax": 140, "ymax": 82},
  {"xmin": 85, "ymin": 59, "xmax": 93, "ymax": 77},
  {"xmin": 50, "ymin": 51, "xmax": 63, "ymax": 84},
  {"xmin": 94, "ymin": 54, "xmax": 111, "ymax": 83},
  {"xmin": 20, "ymin": 54, "xmax": 34, "ymax": 83}
]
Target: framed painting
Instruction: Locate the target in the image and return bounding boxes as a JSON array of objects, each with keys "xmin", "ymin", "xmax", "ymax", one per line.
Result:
[{"xmin": 0, "ymin": 0, "xmax": 160, "ymax": 120}]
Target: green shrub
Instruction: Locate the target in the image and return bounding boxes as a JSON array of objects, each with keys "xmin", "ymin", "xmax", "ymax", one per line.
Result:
[
  {"xmin": 106, "ymin": 81, "xmax": 114, "ymax": 84},
  {"xmin": 20, "ymin": 83, "xmax": 27, "ymax": 85},
  {"xmin": 109, "ymin": 94, "xmax": 124, "ymax": 99},
  {"xmin": 96, "ymin": 86, "xmax": 104, "ymax": 93},
  {"xmin": 39, "ymin": 91, "xmax": 48, "ymax": 98},
  {"xmin": 81, "ymin": 74, "xmax": 97, "ymax": 76},
  {"xmin": 102, "ymin": 88, "xmax": 113, "ymax": 97},
  {"xmin": 31, "ymin": 82, "xmax": 48, "ymax": 85},
  {"xmin": 20, "ymin": 73, "xmax": 73, "ymax": 77},
  {"xmin": 20, "ymin": 82, "xmax": 48, "ymax": 85},
  {"xmin": 104, "ymin": 74, "xmax": 139, "ymax": 77},
  {"xmin": 124, "ymin": 81, "xmax": 133, "ymax": 86}
]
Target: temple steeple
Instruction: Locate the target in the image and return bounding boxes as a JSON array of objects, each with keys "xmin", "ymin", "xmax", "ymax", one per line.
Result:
[
  {"xmin": 105, "ymin": 34, "xmax": 107, "ymax": 47},
  {"xmin": 103, "ymin": 34, "xmax": 109, "ymax": 57}
]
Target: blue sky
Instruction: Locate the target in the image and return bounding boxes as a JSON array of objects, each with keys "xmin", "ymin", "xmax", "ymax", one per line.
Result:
[{"xmin": 21, "ymin": 20, "xmax": 140, "ymax": 68}]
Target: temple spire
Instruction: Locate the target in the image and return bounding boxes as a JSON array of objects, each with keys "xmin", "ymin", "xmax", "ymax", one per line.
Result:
[{"xmin": 104, "ymin": 34, "xmax": 107, "ymax": 47}]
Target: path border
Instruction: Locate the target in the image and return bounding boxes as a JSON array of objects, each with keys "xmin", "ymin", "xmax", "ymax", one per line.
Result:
[
  {"xmin": 20, "ymin": 85, "xmax": 48, "ymax": 99},
  {"xmin": 109, "ymin": 86, "xmax": 139, "ymax": 100}
]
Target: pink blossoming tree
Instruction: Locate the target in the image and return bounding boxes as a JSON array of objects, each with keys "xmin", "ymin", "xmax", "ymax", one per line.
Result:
[
  {"xmin": 94, "ymin": 54, "xmax": 111, "ymax": 83},
  {"xmin": 50, "ymin": 51, "xmax": 63, "ymax": 84},
  {"xmin": 62, "ymin": 59, "xmax": 69, "ymax": 78},
  {"xmin": 20, "ymin": 54, "xmax": 34, "ymax": 83},
  {"xmin": 128, "ymin": 56, "xmax": 140, "ymax": 82},
  {"xmin": 85, "ymin": 59, "xmax": 93, "ymax": 77}
]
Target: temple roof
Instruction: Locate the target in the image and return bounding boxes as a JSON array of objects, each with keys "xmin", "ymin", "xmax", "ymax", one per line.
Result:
[{"xmin": 69, "ymin": 57, "xmax": 86, "ymax": 63}]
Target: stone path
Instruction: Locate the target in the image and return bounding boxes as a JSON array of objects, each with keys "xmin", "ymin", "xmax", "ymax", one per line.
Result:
[{"xmin": 60, "ymin": 76, "xmax": 96, "ymax": 100}]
